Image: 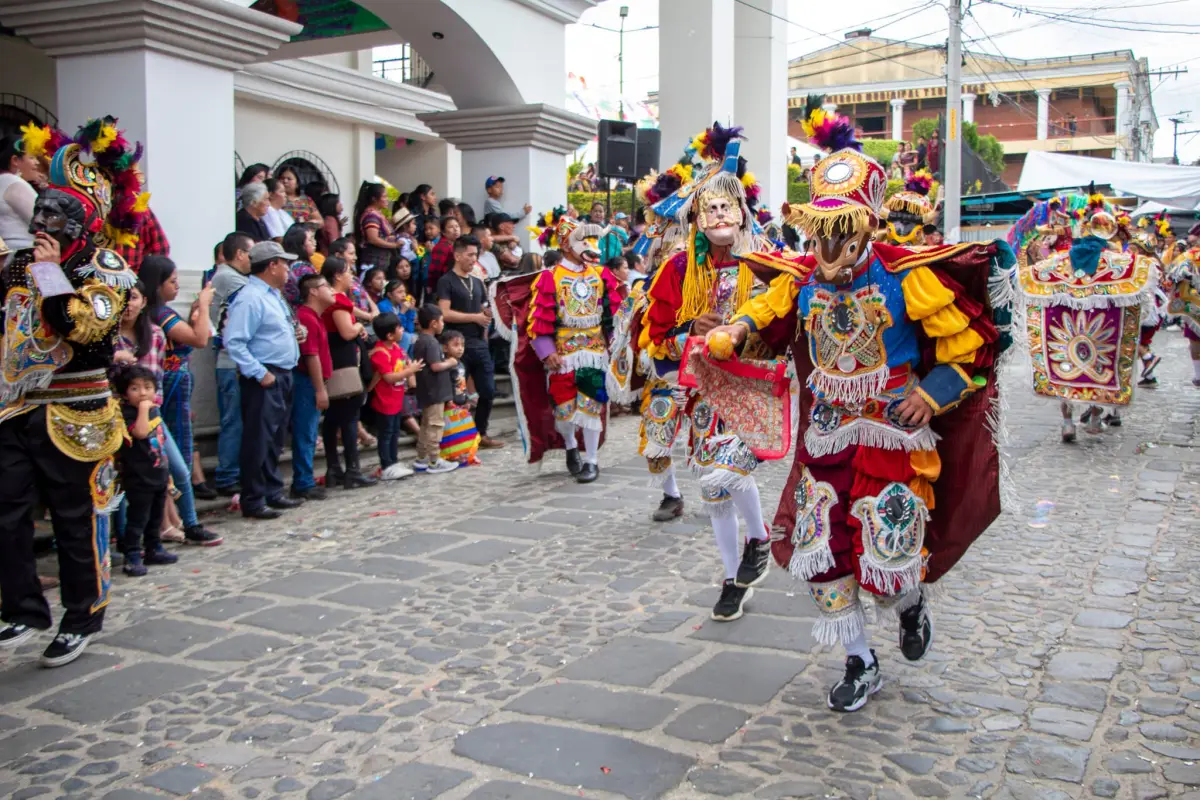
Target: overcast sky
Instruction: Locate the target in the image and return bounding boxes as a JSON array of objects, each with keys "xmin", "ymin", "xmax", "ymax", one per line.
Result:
[{"xmin": 565, "ymin": 0, "xmax": 1200, "ymax": 163}]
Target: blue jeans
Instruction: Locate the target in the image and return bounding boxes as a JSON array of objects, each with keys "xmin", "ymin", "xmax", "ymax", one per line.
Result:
[
  {"xmin": 376, "ymin": 411, "xmax": 401, "ymax": 469},
  {"xmin": 162, "ymin": 424, "xmax": 199, "ymax": 529},
  {"xmin": 291, "ymin": 372, "xmax": 320, "ymax": 491},
  {"xmin": 215, "ymin": 367, "xmax": 242, "ymax": 488}
]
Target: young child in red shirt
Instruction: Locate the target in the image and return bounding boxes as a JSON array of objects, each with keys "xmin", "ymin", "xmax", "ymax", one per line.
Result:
[{"xmin": 369, "ymin": 312, "xmax": 424, "ymax": 480}]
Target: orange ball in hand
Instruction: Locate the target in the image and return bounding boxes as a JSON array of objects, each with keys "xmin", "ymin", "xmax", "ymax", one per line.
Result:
[{"xmin": 708, "ymin": 331, "xmax": 735, "ymax": 360}]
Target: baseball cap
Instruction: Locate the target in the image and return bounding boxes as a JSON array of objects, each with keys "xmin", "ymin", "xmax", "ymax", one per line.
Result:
[
  {"xmin": 485, "ymin": 176, "xmax": 505, "ymax": 189},
  {"xmin": 613, "ymin": 212, "xmax": 628, "ymax": 220},
  {"xmin": 249, "ymin": 241, "xmax": 297, "ymax": 265}
]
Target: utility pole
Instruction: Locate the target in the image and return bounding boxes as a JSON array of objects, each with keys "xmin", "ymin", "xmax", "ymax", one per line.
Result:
[
  {"xmin": 943, "ymin": 0, "xmax": 963, "ymax": 242},
  {"xmin": 1169, "ymin": 113, "xmax": 1192, "ymax": 165},
  {"xmin": 618, "ymin": 6, "xmax": 629, "ymax": 121}
]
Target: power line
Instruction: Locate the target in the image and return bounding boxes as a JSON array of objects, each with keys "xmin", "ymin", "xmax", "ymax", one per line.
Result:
[
  {"xmin": 978, "ymin": 0, "xmax": 1200, "ymax": 34},
  {"xmin": 786, "ymin": 34, "xmax": 946, "ymax": 76},
  {"xmin": 785, "ymin": 1, "xmax": 940, "ymax": 47},
  {"xmin": 731, "ymin": 0, "xmax": 949, "ymax": 80}
]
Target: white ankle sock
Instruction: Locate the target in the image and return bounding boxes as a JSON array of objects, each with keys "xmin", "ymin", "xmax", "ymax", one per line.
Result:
[
  {"xmin": 729, "ymin": 481, "xmax": 768, "ymax": 541},
  {"xmin": 581, "ymin": 428, "xmax": 601, "ymax": 465},
  {"xmin": 711, "ymin": 513, "xmax": 740, "ymax": 580},
  {"xmin": 661, "ymin": 468, "xmax": 681, "ymax": 499},
  {"xmin": 844, "ymin": 629, "xmax": 875, "ymax": 666}
]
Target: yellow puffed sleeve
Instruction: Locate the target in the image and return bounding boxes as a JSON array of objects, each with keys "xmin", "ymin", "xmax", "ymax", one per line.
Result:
[
  {"xmin": 733, "ymin": 272, "xmax": 798, "ymax": 331},
  {"xmin": 902, "ymin": 266, "xmax": 984, "ymax": 365}
]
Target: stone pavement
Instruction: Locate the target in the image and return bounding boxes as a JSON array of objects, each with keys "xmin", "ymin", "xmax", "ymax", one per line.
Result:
[{"xmin": 1, "ymin": 333, "xmax": 1199, "ymax": 800}]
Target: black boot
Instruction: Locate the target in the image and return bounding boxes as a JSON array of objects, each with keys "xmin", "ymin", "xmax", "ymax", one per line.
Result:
[
  {"xmin": 652, "ymin": 494, "xmax": 685, "ymax": 522},
  {"xmin": 565, "ymin": 448, "xmax": 583, "ymax": 476},
  {"xmin": 343, "ymin": 453, "xmax": 377, "ymax": 489}
]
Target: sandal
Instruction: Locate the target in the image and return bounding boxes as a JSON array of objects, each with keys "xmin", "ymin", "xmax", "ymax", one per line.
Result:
[
  {"xmin": 359, "ymin": 432, "xmax": 378, "ymax": 448},
  {"xmin": 161, "ymin": 526, "xmax": 185, "ymax": 543}
]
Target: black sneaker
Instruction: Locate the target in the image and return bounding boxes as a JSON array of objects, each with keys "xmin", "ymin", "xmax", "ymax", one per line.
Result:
[
  {"xmin": 143, "ymin": 547, "xmax": 179, "ymax": 566},
  {"xmin": 735, "ymin": 537, "xmax": 771, "ymax": 588},
  {"xmin": 652, "ymin": 494, "xmax": 685, "ymax": 522},
  {"xmin": 184, "ymin": 525, "xmax": 224, "ymax": 547},
  {"xmin": 565, "ymin": 449, "xmax": 583, "ymax": 477},
  {"xmin": 0, "ymin": 623, "xmax": 38, "ymax": 648},
  {"xmin": 827, "ymin": 651, "xmax": 882, "ymax": 712},
  {"xmin": 216, "ymin": 483, "xmax": 241, "ymax": 497},
  {"xmin": 711, "ymin": 579, "xmax": 752, "ymax": 622},
  {"xmin": 1138, "ymin": 376, "xmax": 1159, "ymax": 388},
  {"xmin": 122, "ymin": 553, "xmax": 148, "ymax": 577},
  {"xmin": 41, "ymin": 632, "xmax": 90, "ymax": 668},
  {"xmin": 899, "ymin": 592, "xmax": 934, "ymax": 662},
  {"xmin": 191, "ymin": 481, "xmax": 218, "ymax": 500},
  {"xmin": 291, "ymin": 486, "xmax": 328, "ymax": 501},
  {"xmin": 1102, "ymin": 412, "xmax": 1122, "ymax": 428}
]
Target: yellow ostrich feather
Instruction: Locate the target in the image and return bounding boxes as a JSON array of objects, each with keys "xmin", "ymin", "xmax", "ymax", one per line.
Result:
[
  {"xmin": 18, "ymin": 123, "xmax": 51, "ymax": 159},
  {"xmin": 800, "ymin": 108, "xmax": 829, "ymax": 140},
  {"xmin": 740, "ymin": 171, "xmax": 757, "ymax": 189},
  {"xmin": 132, "ymin": 192, "xmax": 151, "ymax": 213},
  {"xmin": 92, "ymin": 123, "xmax": 118, "ymax": 154},
  {"xmin": 689, "ymin": 131, "xmax": 708, "ymax": 154}
]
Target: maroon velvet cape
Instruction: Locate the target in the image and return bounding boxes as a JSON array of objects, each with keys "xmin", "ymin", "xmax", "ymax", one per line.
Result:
[{"xmin": 755, "ymin": 243, "xmax": 1003, "ymax": 583}]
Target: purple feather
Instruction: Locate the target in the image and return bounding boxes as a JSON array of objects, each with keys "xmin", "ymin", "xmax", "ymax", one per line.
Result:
[{"xmin": 702, "ymin": 122, "xmax": 744, "ymax": 160}]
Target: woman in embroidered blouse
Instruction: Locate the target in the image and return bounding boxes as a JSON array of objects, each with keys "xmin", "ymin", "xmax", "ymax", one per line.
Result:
[
  {"xmin": 276, "ymin": 165, "xmax": 320, "ymax": 224},
  {"xmin": 317, "ymin": 193, "xmax": 344, "ymax": 256},
  {"xmin": 282, "ymin": 224, "xmax": 319, "ymax": 305},
  {"xmin": 354, "ymin": 181, "xmax": 399, "ymax": 272}
]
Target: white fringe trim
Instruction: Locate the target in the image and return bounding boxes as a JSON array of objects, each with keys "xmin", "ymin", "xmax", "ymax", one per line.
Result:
[
  {"xmin": 488, "ymin": 280, "xmax": 516, "ymax": 343},
  {"xmin": 564, "ymin": 409, "xmax": 604, "ymax": 432},
  {"xmin": 1179, "ymin": 315, "xmax": 1200, "ymax": 338},
  {"xmin": 788, "ymin": 544, "xmax": 835, "ymax": 582},
  {"xmin": 805, "ymin": 419, "xmax": 940, "ymax": 458},
  {"xmin": 641, "ymin": 440, "xmax": 674, "ymax": 459},
  {"xmin": 562, "ymin": 312, "xmax": 601, "ymax": 328},
  {"xmin": 560, "ymin": 349, "xmax": 609, "ymax": 373},
  {"xmin": 858, "ymin": 558, "xmax": 925, "ymax": 597},
  {"xmin": 701, "ymin": 497, "xmax": 735, "ymax": 519},
  {"xmin": 811, "ymin": 605, "xmax": 866, "ymax": 647},
  {"xmin": 810, "ymin": 363, "xmax": 890, "ymax": 404},
  {"xmin": 1021, "ymin": 278, "xmax": 1155, "ymax": 311},
  {"xmin": 699, "ymin": 467, "xmax": 757, "ymax": 495},
  {"xmin": 872, "ymin": 587, "xmax": 923, "ymax": 623}
]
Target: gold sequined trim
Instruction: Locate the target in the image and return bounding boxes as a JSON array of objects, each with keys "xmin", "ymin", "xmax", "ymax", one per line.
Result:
[
  {"xmin": 66, "ymin": 281, "xmax": 124, "ymax": 344},
  {"xmin": 46, "ymin": 398, "xmax": 128, "ymax": 462}
]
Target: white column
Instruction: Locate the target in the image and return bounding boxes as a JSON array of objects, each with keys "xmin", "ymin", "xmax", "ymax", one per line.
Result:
[
  {"xmin": 420, "ymin": 104, "xmax": 595, "ymax": 247},
  {"xmin": 1036, "ymin": 89, "xmax": 1051, "ymax": 141},
  {"xmin": 734, "ymin": 0, "xmax": 787, "ymax": 214},
  {"xmin": 961, "ymin": 93, "xmax": 976, "ymax": 125},
  {"xmin": 659, "ymin": 0, "xmax": 735, "ymax": 168},
  {"xmin": 890, "ymin": 98, "xmax": 906, "ymax": 140},
  {"xmin": 0, "ymin": 0, "xmax": 298, "ymax": 287},
  {"xmin": 1113, "ymin": 80, "xmax": 1132, "ymax": 162}
]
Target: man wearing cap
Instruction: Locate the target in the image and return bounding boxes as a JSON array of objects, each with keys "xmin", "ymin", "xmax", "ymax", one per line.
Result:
[
  {"xmin": 223, "ymin": 241, "xmax": 305, "ymax": 520},
  {"xmin": 483, "ymin": 176, "xmax": 532, "ymax": 220}
]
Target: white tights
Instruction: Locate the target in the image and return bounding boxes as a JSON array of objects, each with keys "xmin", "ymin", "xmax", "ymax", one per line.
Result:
[
  {"xmin": 555, "ymin": 421, "xmax": 600, "ymax": 465},
  {"xmin": 709, "ymin": 482, "xmax": 769, "ymax": 580}
]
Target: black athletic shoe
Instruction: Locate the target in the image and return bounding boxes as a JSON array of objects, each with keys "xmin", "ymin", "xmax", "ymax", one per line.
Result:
[
  {"xmin": 576, "ymin": 463, "xmax": 600, "ymax": 484},
  {"xmin": 735, "ymin": 537, "xmax": 771, "ymax": 588},
  {"xmin": 711, "ymin": 579, "xmax": 752, "ymax": 621},
  {"xmin": 191, "ymin": 481, "xmax": 218, "ymax": 501},
  {"xmin": 343, "ymin": 472, "xmax": 378, "ymax": 490},
  {"xmin": 827, "ymin": 651, "xmax": 882, "ymax": 712},
  {"xmin": 216, "ymin": 483, "xmax": 241, "ymax": 497},
  {"xmin": 652, "ymin": 494, "xmax": 685, "ymax": 522},
  {"xmin": 1102, "ymin": 412, "xmax": 1122, "ymax": 428},
  {"xmin": 291, "ymin": 486, "xmax": 328, "ymax": 501},
  {"xmin": 565, "ymin": 449, "xmax": 583, "ymax": 476},
  {"xmin": 0, "ymin": 623, "xmax": 38, "ymax": 648},
  {"xmin": 899, "ymin": 591, "xmax": 934, "ymax": 662},
  {"xmin": 41, "ymin": 632, "xmax": 90, "ymax": 668},
  {"xmin": 184, "ymin": 525, "xmax": 224, "ymax": 546},
  {"xmin": 1138, "ymin": 376, "xmax": 1159, "ymax": 388}
]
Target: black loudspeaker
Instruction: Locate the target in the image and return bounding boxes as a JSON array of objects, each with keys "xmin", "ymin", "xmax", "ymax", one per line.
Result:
[
  {"xmin": 635, "ymin": 128, "xmax": 661, "ymax": 179},
  {"xmin": 598, "ymin": 119, "xmax": 637, "ymax": 179}
]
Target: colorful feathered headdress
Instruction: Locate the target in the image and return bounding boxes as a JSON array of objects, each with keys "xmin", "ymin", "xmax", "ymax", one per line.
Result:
[
  {"xmin": 1155, "ymin": 210, "xmax": 1173, "ymax": 239},
  {"xmin": 20, "ymin": 117, "xmax": 149, "ymax": 250},
  {"xmin": 647, "ymin": 122, "xmax": 763, "ymax": 229},
  {"xmin": 527, "ymin": 206, "xmax": 567, "ymax": 249}
]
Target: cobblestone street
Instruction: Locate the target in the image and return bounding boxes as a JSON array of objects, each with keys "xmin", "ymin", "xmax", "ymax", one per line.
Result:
[{"xmin": 1, "ymin": 333, "xmax": 1199, "ymax": 800}]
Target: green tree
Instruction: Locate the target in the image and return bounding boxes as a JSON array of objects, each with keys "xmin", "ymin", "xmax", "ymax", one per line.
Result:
[
  {"xmin": 862, "ymin": 139, "xmax": 899, "ymax": 166},
  {"xmin": 909, "ymin": 118, "xmax": 1004, "ymax": 176}
]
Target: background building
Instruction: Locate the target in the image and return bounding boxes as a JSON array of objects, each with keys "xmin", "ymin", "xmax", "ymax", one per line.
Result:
[{"xmin": 787, "ymin": 31, "xmax": 1157, "ymax": 186}]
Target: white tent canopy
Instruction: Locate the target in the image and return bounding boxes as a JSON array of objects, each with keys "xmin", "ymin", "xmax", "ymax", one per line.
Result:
[
  {"xmin": 788, "ymin": 137, "xmax": 823, "ymax": 167},
  {"xmin": 1017, "ymin": 151, "xmax": 1200, "ymax": 209},
  {"xmin": 1130, "ymin": 200, "xmax": 1200, "ymax": 217}
]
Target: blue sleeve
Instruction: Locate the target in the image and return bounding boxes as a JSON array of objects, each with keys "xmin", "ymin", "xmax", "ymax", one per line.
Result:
[
  {"xmin": 916, "ymin": 364, "xmax": 977, "ymax": 414},
  {"xmin": 223, "ymin": 292, "xmax": 266, "ymax": 381}
]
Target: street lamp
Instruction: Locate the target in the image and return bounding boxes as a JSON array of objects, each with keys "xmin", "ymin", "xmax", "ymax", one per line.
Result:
[{"xmin": 618, "ymin": 5, "xmax": 629, "ymax": 121}]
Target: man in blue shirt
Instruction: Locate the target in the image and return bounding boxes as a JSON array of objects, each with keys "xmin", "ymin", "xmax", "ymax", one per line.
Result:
[{"xmin": 224, "ymin": 241, "xmax": 304, "ymax": 520}]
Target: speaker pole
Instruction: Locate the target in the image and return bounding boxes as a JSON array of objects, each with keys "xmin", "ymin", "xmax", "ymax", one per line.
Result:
[{"xmin": 606, "ymin": 178, "xmax": 612, "ymax": 223}]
